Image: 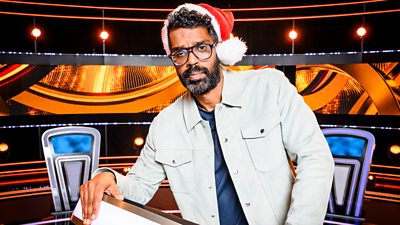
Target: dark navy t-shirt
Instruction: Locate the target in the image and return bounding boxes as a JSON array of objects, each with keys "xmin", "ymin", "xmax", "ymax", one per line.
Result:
[{"xmin": 199, "ymin": 108, "xmax": 248, "ymax": 225}]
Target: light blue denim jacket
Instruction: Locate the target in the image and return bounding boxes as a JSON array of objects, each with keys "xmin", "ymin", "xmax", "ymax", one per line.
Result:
[{"xmin": 100, "ymin": 68, "xmax": 334, "ymax": 225}]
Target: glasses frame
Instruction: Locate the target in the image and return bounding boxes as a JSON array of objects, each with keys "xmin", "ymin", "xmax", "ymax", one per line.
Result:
[{"xmin": 168, "ymin": 43, "xmax": 217, "ymax": 66}]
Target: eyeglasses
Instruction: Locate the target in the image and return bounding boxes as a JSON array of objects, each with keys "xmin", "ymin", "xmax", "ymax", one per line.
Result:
[{"xmin": 169, "ymin": 43, "xmax": 216, "ymax": 66}]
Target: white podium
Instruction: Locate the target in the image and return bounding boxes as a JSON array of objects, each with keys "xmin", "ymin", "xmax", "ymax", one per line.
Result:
[{"xmin": 71, "ymin": 194, "xmax": 197, "ymax": 225}]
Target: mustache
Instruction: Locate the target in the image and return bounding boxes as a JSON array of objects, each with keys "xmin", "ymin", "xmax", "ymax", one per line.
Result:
[{"xmin": 182, "ymin": 65, "xmax": 209, "ymax": 79}]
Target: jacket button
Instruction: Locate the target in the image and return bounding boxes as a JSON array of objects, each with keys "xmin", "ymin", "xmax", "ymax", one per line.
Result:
[
  {"xmin": 211, "ymin": 214, "xmax": 215, "ymax": 218},
  {"xmin": 172, "ymin": 160, "xmax": 176, "ymax": 164},
  {"xmin": 245, "ymin": 202, "xmax": 251, "ymax": 207},
  {"xmin": 224, "ymin": 138, "xmax": 228, "ymax": 143},
  {"xmin": 260, "ymin": 128, "xmax": 264, "ymax": 134}
]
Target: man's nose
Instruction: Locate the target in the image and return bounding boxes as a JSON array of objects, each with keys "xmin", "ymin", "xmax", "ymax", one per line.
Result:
[{"xmin": 186, "ymin": 51, "xmax": 199, "ymax": 66}]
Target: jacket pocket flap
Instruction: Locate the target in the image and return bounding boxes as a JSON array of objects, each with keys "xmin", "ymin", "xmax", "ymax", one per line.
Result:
[
  {"xmin": 241, "ymin": 112, "xmax": 281, "ymax": 139},
  {"xmin": 155, "ymin": 149, "xmax": 192, "ymax": 167}
]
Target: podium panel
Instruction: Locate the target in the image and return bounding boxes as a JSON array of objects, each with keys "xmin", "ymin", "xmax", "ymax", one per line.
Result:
[{"xmin": 71, "ymin": 195, "xmax": 197, "ymax": 225}]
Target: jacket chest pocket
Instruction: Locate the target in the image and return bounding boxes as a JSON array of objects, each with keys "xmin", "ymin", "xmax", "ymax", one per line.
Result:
[
  {"xmin": 155, "ymin": 149, "xmax": 193, "ymax": 193},
  {"xmin": 240, "ymin": 112, "xmax": 287, "ymax": 172}
]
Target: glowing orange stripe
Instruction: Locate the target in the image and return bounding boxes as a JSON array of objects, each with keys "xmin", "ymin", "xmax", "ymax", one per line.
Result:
[
  {"xmin": 0, "ymin": 187, "xmax": 50, "ymax": 197},
  {"xmin": 369, "ymin": 172, "xmax": 400, "ymax": 178},
  {"xmin": 0, "ymin": 170, "xmax": 47, "ymax": 178},
  {"xmin": 0, "ymin": 0, "xmax": 172, "ymax": 11},
  {"xmin": 0, "ymin": 156, "xmax": 138, "ymax": 168},
  {"xmin": 99, "ymin": 163, "xmax": 133, "ymax": 167},
  {"xmin": 371, "ymin": 164, "xmax": 400, "ymax": 170},
  {"xmin": 364, "ymin": 195, "xmax": 400, "ymax": 203},
  {"xmin": 0, "ymin": 160, "xmax": 45, "ymax": 167},
  {"xmin": 0, "ymin": 11, "xmax": 164, "ymax": 22},
  {"xmin": 374, "ymin": 176, "xmax": 400, "ymax": 182},
  {"xmin": 0, "ymin": 178, "xmax": 48, "ymax": 186},
  {"xmin": 0, "ymin": 8, "xmax": 399, "ymax": 22},
  {"xmin": 235, "ymin": 9, "xmax": 400, "ymax": 21},
  {"xmin": 0, "ymin": 191, "xmax": 51, "ymax": 201},
  {"xmin": 0, "ymin": 64, "xmax": 29, "ymax": 82},
  {"xmin": 100, "ymin": 156, "xmax": 138, "ymax": 160},
  {"xmin": 0, "ymin": 64, "xmax": 21, "ymax": 78},
  {"xmin": 0, "ymin": 0, "xmax": 386, "ymax": 12},
  {"xmin": 365, "ymin": 190, "xmax": 400, "ymax": 199},
  {"xmin": 228, "ymin": 0, "xmax": 387, "ymax": 11},
  {"xmin": 375, "ymin": 183, "xmax": 400, "ymax": 190}
]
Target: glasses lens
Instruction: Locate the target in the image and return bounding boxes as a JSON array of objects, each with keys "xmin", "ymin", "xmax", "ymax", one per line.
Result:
[
  {"xmin": 171, "ymin": 50, "xmax": 188, "ymax": 65},
  {"xmin": 193, "ymin": 44, "xmax": 212, "ymax": 60}
]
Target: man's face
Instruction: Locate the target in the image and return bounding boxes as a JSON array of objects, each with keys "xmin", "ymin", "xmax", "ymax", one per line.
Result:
[{"xmin": 168, "ymin": 27, "xmax": 220, "ymax": 95}]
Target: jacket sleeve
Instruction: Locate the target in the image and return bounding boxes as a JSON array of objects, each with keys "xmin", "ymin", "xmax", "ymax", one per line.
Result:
[
  {"xmin": 276, "ymin": 74, "xmax": 335, "ymax": 225},
  {"xmin": 113, "ymin": 117, "xmax": 166, "ymax": 204}
]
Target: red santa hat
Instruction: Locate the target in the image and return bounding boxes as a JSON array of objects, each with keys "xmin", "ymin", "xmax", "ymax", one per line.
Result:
[{"xmin": 161, "ymin": 3, "xmax": 247, "ymax": 66}]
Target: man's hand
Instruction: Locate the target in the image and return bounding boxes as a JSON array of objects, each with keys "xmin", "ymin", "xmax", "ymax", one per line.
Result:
[{"xmin": 79, "ymin": 172, "xmax": 123, "ymax": 225}]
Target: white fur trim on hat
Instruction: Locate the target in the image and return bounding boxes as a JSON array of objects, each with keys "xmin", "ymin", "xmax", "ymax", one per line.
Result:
[{"xmin": 216, "ymin": 36, "xmax": 247, "ymax": 66}]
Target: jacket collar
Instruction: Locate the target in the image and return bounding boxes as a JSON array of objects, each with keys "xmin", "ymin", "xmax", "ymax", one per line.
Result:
[
  {"xmin": 183, "ymin": 68, "xmax": 243, "ymax": 132},
  {"xmin": 183, "ymin": 93, "xmax": 203, "ymax": 132},
  {"xmin": 221, "ymin": 69, "xmax": 243, "ymax": 108}
]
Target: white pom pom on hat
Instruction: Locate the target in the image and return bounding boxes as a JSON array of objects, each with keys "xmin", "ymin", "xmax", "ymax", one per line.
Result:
[{"xmin": 161, "ymin": 3, "xmax": 247, "ymax": 66}]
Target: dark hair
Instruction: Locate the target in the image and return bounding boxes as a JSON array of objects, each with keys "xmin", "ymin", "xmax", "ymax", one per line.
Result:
[{"xmin": 167, "ymin": 7, "xmax": 218, "ymax": 43}]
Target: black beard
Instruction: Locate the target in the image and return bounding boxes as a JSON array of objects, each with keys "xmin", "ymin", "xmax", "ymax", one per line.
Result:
[{"xmin": 179, "ymin": 60, "xmax": 220, "ymax": 95}]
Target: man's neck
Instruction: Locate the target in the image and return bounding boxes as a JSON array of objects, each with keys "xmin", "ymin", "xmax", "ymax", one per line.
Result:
[{"xmin": 193, "ymin": 73, "xmax": 224, "ymax": 112}]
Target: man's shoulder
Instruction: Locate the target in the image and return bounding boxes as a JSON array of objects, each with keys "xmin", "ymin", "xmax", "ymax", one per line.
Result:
[{"xmin": 151, "ymin": 93, "xmax": 186, "ymax": 125}]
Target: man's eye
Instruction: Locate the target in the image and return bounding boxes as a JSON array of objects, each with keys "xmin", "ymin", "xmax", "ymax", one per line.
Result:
[
  {"xmin": 174, "ymin": 51, "xmax": 186, "ymax": 58},
  {"xmin": 196, "ymin": 45, "xmax": 208, "ymax": 52}
]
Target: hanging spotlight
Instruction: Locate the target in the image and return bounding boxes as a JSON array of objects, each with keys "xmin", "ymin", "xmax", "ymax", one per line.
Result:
[
  {"xmin": 288, "ymin": 20, "xmax": 297, "ymax": 54},
  {"xmin": 388, "ymin": 144, "xmax": 400, "ymax": 160},
  {"xmin": 356, "ymin": 26, "xmax": 367, "ymax": 38},
  {"xmin": 31, "ymin": 17, "xmax": 41, "ymax": 53},
  {"xmin": 358, "ymin": 5, "xmax": 367, "ymax": 52},
  {"xmin": 99, "ymin": 9, "xmax": 108, "ymax": 54},
  {"xmin": 100, "ymin": 30, "xmax": 109, "ymax": 41},
  {"xmin": 390, "ymin": 145, "xmax": 400, "ymax": 155},
  {"xmin": 0, "ymin": 143, "xmax": 9, "ymax": 152},
  {"xmin": 133, "ymin": 137, "xmax": 144, "ymax": 147},
  {"xmin": 31, "ymin": 28, "xmax": 41, "ymax": 38},
  {"xmin": 289, "ymin": 30, "xmax": 298, "ymax": 40}
]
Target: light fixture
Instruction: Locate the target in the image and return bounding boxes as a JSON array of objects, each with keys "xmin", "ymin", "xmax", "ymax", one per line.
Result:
[
  {"xmin": 0, "ymin": 143, "xmax": 9, "ymax": 152},
  {"xmin": 31, "ymin": 28, "xmax": 41, "ymax": 38},
  {"xmin": 31, "ymin": 17, "xmax": 41, "ymax": 53},
  {"xmin": 390, "ymin": 145, "xmax": 400, "ymax": 155},
  {"xmin": 133, "ymin": 137, "xmax": 144, "ymax": 147},
  {"xmin": 100, "ymin": 30, "xmax": 109, "ymax": 40},
  {"xmin": 288, "ymin": 20, "xmax": 297, "ymax": 54},
  {"xmin": 356, "ymin": 26, "xmax": 366, "ymax": 38},
  {"xmin": 358, "ymin": 4, "xmax": 366, "ymax": 52},
  {"xmin": 289, "ymin": 30, "xmax": 298, "ymax": 40},
  {"xmin": 100, "ymin": 9, "xmax": 108, "ymax": 54}
]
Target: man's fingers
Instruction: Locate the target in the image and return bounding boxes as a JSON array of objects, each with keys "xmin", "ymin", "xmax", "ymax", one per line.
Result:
[
  {"xmin": 79, "ymin": 183, "xmax": 88, "ymax": 219},
  {"xmin": 108, "ymin": 185, "xmax": 124, "ymax": 200},
  {"xmin": 91, "ymin": 187, "xmax": 105, "ymax": 220},
  {"xmin": 80, "ymin": 172, "xmax": 117, "ymax": 224}
]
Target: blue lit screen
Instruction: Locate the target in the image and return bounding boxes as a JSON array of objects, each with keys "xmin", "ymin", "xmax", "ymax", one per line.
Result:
[
  {"xmin": 50, "ymin": 134, "xmax": 93, "ymax": 153},
  {"xmin": 326, "ymin": 136, "xmax": 366, "ymax": 157}
]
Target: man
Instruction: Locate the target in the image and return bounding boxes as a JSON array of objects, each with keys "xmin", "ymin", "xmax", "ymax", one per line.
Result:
[{"xmin": 80, "ymin": 3, "xmax": 334, "ymax": 225}]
